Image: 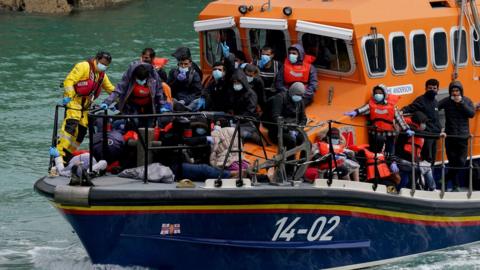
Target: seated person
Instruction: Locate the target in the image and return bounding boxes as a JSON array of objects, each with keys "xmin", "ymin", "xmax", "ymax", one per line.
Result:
[
  {"xmin": 390, "ymin": 111, "xmax": 436, "ymax": 191},
  {"xmin": 243, "ymin": 64, "xmax": 266, "ymax": 113},
  {"xmin": 225, "ymin": 70, "xmax": 261, "ymax": 144},
  {"xmin": 49, "ymin": 147, "xmax": 107, "ymax": 179},
  {"xmin": 167, "ymin": 55, "xmax": 203, "ymax": 111},
  {"xmin": 275, "ymin": 44, "xmax": 318, "ymax": 106},
  {"xmin": 202, "ymin": 57, "xmax": 235, "ymax": 112},
  {"xmin": 265, "ymin": 82, "xmax": 307, "ymax": 146},
  {"xmin": 305, "ymin": 128, "xmax": 359, "ymax": 182}
]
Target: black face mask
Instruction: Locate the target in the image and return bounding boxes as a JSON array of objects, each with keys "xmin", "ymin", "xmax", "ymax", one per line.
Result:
[{"xmin": 425, "ymin": 90, "xmax": 437, "ymax": 100}]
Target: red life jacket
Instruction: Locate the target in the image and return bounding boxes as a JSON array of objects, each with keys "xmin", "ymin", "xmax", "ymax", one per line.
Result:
[
  {"xmin": 316, "ymin": 141, "xmax": 345, "ymax": 170},
  {"xmin": 368, "ymin": 95, "xmax": 399, "ymax": 132},
  {"xmin": 364, "ymin": 149, "xmax": 391, "ymax": 181},
  {"xmin": 130, "ymin": 83, "xmax": 151, "ymax": 106},
  {"xmin": 283, "ymin": 58, "xmax": 311, "ymax": 87},
  {"xmin": 403, "ymin": 117, "xmax": 424, "ymax": 159},
  {"xmin": 74, "ymin": 59, "xmax": 105, "ymax": 99}
]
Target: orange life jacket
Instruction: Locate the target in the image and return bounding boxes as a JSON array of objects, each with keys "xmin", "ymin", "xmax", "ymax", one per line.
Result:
[
  {"xmin": 152, "ymin": 58, "xmax": 168, "ymax": 69},
  {"xmin": 402, "ymin": 117, "xmax": 424, "ymax": 159},
  {"xmin": 162, "ymin": 82, "xmax": 173, "ymax": 104},
  {"xmin": 364, "ymin": 149, "xmax": 391, "ymax": 181},
  {"xmin": 316, "ymin": 141, "xmax": 345, "ymax": 170},
  {"xmin": 74, "ymin": 59, "xmax": 105, "ymax": 98},
  {"xmin": 283, "ymin": 58, "xmax": 311, "ymax": 87},
  {"xmin": 368, "ymin": 95, "xmax": 399, "ymax": 132},
  {"xmin": 130, "ymin": 83, "xmax": 151, "ymax": 106}
]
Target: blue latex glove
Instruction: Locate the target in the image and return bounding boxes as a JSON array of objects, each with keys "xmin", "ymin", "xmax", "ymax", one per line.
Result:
[
  {"xmin": 390, "ymin": 162, "xmax": 399, "ymax": 173},
  {"xmin": 62, "ymin": 97, "xmax": 71, "ymax": 106},
  {"xmin": 49, "ymin": 147, "xmax": 60, "ymax": 158},
  {"xmin": 177, "ymin": 71, "xmax": 187, "ymax": 81},
  {"xmin": 100, "ymin": 103, "xmax": 109, "ymax": 110},
  {"xmin": 239, "ymin": 63, "xmax": 247, "ymax": 69},
  {"xmin": 160, "ymin": 103, "xmax": 172, "ymax": 113},
  {"xmin": 206, "ymin": 136, "xmax": 214, "ymax": 145},
  {"xmin": 289, "ymin": 130, "xmax": 298, "ymax": 140},
  {"xmin": 406, "ymin": 129, "xmax": 415, "ymax": 137},
  {"xmin": 195, "ymin": 97, "xmax": 206, "ymax": 111},
  {"xmin": 344, "ymin": 110, "xmax": 357, "ymax": 117},
  {"xmin": 220, "ymin": 42, "xmax": 230, "ymax": 57}
]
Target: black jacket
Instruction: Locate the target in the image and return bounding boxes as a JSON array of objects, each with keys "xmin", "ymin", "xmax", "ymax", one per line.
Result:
[
  {"xmin": 438, "ymin": 81, "xmax": 475, "ymax": 136},
  {"xmin": 227, "ymin": 70, "xmax": 258, "ymax": 119},
  {"xmin": 270, "ymin": 92, "xmax": 307, "ymax": 126},
  {"xmin": 167, "ymin": 68, "xmax": 203, "ymax": 105},
  {"xmin": 402, "ymin": 94, "xmax": 441, "ymax": 133}
]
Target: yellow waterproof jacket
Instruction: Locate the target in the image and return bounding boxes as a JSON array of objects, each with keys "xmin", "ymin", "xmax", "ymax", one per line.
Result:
[{"xmin": 63, "ymin": 59, "xmax": 114, "ymax": 101}]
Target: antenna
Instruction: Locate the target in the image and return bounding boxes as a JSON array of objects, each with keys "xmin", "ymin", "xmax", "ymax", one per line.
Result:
[{"xmin": 261, "ymin": 0, "xmax": 271, "ymax": 12}]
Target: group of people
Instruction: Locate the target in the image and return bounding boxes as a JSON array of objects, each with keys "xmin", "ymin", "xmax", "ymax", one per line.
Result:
[
  {"xmin": 332, "ymin": 78, "xmax": 475, "ymax": 192},
  {"xmin": 49, "ymin": 43, "xmax": 477, "ymax": 191},
  {"xmin": 50, "ymin": 43, "xmax": 318, "ymax": 182}
]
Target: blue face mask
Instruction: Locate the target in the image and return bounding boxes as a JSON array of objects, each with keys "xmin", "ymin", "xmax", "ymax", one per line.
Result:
[
  {"xmin": 136, "ymin": 79, "xmax": 147, "ymax": 85},
  {"xmin": 331, "ymin": 139, "xmax": 340, "ymax": 145},
  {"xmin": 212, "ymin": 70, "xmax": 223, "ymax": 80},
  {"xmin": 291, "ymin": 95, "xmax": 302, "ymax": 102},
  {"xmin": 97, "ymin": 63, "xmax": 108, "ymax": 72},
  {"xmin": 289, "ymin": 54, "xmax": 298, "ymax": 64},
  {"xmin": 374, "ymin": 94, "xmax": 384, "ymax": 102},
  {"xmin": 179, "ymin": 67, "xmax": 189, "ymax": 73},
  {"xmin": 233, "ymin": 83, "xmax": 243, "ymax": 91},
  {"xmin": 196, "ymin": 128, "xmax": 207, "ymax": 135},
  {"xmin": 261, "ymin": 54, "xmax": 272, "ymax": 63}
]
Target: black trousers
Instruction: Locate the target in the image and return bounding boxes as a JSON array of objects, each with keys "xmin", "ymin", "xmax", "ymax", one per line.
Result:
[
  {"xmin": 445, "ymin": 137, "xmax": 469, "ymax": 188},
  {"xmin": 421, "ymin": 137, "xmax": 438, "ymax": 164}
]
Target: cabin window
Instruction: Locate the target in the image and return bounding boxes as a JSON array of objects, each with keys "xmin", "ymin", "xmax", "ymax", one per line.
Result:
[
  {"xmin": 410, "ymin": 31, "xmax": 428, "ymax": 72},
  {"xmin": 450, "ymin": 27, "xmax": 468, "ymax": 66},
  {"xmin": 389, "ymin": 33, "xmax": 407, "ymax": 74},
  {"xmin": 471, "ymin": 28, "xmax": 480, "ymax": 65},
  {"xmin": 248, "ymin": 29, "xmax": 288, "ymax": 63},
  {"xmin": 302, "ymin": 33, "xmax": 353, "ymax": 73},
  {"xmin": 204, "ymin": 28, "xmax": 240, "ymax": 66},
  {"xmin": 363, "ymin": 35, "xmax": 387, "ymax": 77},
  {"xmin": 431, "ymin": 29, "xmax": 448, "ymax": 69}
]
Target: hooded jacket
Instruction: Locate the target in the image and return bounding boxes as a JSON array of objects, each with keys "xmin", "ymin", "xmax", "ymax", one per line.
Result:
[
  {"xmin": 275, "ymin": 43, "xmax": 318, "ymax": 98},
  {"xmin": 438, "ymin": 81, "xmax": 475, "ymax": 136},
  {"xmin": 167, "ymin": 65, "xmax": 203, "ymax": 105},
  {"xmin": 402, "ymin": 89, "xmax": 442, "ymax": 134},
  {"xmin": 104, "ymin": 62, "xmax": 163, "ymax": 113},
  {"xmin": 227, "ymin": 70, "xmax": 258, "ymax": 118}
]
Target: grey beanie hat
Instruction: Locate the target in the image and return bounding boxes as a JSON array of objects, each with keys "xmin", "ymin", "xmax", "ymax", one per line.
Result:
[{"xmin": 288, "ymin": 82, "xmax": 306, "ymax": 96}]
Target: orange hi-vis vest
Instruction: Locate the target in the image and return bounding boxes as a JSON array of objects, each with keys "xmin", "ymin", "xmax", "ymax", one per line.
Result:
[
  {"xmin": 130, "ymin": 83, "xmax": 151, "ymax": 106},
  {"xmin": 74, "ymin": 59, "xmax": 105, "ymax": 99},
  {"xmin": 316, "ymin": 141, "xmax": 345, "ymax": 170},
  {"xmin": 368, "ymin": 95, "xmax": 399, "ymax": 132},
  {"xmin": 283, "ymin": 58, "xmax": 311, "ymax": 87}
]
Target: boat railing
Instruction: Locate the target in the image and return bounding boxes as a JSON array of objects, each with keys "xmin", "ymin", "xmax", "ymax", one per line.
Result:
[{"xmin": 329, "ymin": 119, "xmax": 478, "ymax": 197}]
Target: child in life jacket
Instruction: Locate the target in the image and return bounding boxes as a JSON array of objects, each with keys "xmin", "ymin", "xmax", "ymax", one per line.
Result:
[
  {"xmin": 391, "ymin": 111, "xmax": 436, "ymax": 191},
  {"xmin": 304, "ymin": 128, "xmax": 360, "ymax": 182}
]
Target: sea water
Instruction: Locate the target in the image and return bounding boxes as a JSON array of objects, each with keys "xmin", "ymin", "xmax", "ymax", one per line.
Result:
[{"xmin": 0, "ymin": 0, "xmax": 477, "ymax": 269}]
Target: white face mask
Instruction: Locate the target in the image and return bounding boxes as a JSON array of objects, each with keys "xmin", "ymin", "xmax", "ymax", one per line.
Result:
[
  {"xmin": 179, "ymin": 67, "xmax": 189, "ymax": 73},
  {"xmin": 97, "ymin": 63, "xmax": 108, "ymax": 72},
  {"xmin": 289, "ymin": 54, "xmax": 298, "ymax": 64},
  {"xmin": 136, "ymin": 79, "xmax": 147, "ymax": 85},
  {"xmin": 374, "ymin": 94, "xmax": 384, "ymax": 102},
  {"xmin": 233, "ymin": 83, "xmax": 243, "ymax": 91},
  {"xmin": 419, "ymin": 123, "xmax": 427, "ymax": 130},
  {"xmin": 246, "ymin": 76, "xmax": 254, "ymax": 83},
  {"xmin": 291, "ymin": 95, "xmax": 302, "ymax": 102},
  {"xmin": 234, "ymin": 62, "xmax": 239, "ymax": 69}
]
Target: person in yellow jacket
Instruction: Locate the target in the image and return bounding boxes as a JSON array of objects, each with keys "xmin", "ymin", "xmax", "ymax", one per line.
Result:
[{"xmin": 57, "ymin": 51, "xmax": 115, "ymax": 163}]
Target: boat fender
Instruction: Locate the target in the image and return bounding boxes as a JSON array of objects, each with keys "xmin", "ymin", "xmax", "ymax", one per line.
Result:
[{"xmin": 54, "ymin": 185, "xmax": 90, "ymax": 206}]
